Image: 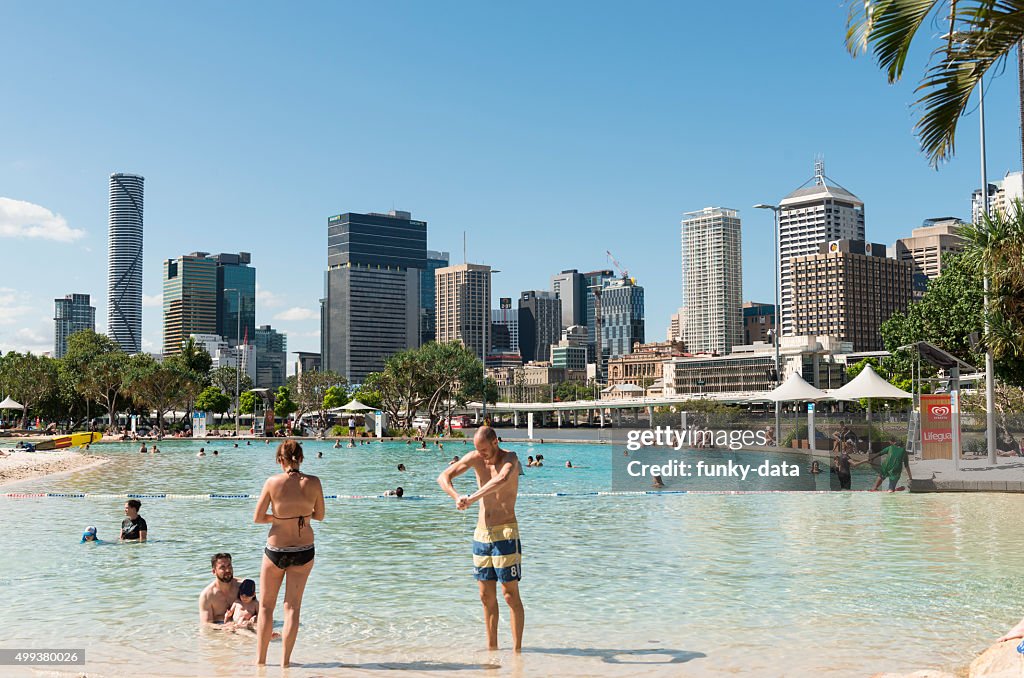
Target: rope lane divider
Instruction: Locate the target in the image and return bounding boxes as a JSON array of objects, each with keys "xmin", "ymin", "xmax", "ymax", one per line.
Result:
[{"xmin": 2, "ymin": 489, "xmax": 837, "ymax": 500}]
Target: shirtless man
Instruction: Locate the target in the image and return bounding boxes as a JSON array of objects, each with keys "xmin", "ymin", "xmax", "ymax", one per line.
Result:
[
  {"xmin": 437, "ymin": 425, "xmax": 524, "ymax": 651},
  {"xmin": 199, "ymin": 552, "xmax": 243, "ymax": 626}
]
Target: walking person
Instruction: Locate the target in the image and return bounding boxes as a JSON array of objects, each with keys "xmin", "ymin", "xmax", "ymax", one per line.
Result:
[
  {"xmin": 871, "ymin": 438, "xmax": 913, "ymax": 492},
  {"xmin": 253, "ymin": 440, "xmax": 325, "ymax": 667},
  {"xmin": 437, "ymin": 425, "xmax": 524, "ymax": 651}
]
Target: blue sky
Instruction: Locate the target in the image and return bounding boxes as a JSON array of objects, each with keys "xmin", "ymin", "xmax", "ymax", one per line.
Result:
[{"xmin": 1, "ymin": 2, "xmax": 1021, "ymax": 363}]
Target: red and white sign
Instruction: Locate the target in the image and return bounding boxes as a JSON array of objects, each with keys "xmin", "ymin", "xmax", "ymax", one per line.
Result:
[{"xmin": 921, "ymin": 394, "xmax": 953, "ymax": 459}]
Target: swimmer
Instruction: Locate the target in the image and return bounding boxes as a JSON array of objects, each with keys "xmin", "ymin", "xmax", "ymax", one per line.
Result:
[
  {"xmin": 439, "ymin": 443, "xmax": 444, "ymax": 451},
  {"xmin": 397, "ymin": 463, "xmax": 407, "ymax": 472},
  {"xmin": 420, "ymin": 440, "xmax": 427, "ymax": 449},
  {"xmin": 383, "ymin": 487, "xmax": 405, "ymax": 498},
  {"xmin": 198, "ymin": 448, "xmax": 207, "ymax": 457},
  {"xmin": 347, "ymin": 439, "xmax": 356, "ymax": 448},
  {"xmin": 317, "ymin": 451, "xmax": 323, "ymax": 458},
  {"xmin": 247, "ymin": 441, "xmax": 251, "ymax": 446},
  {"xmin": 224, "ymin": 578, "xmax": 260, "ymax": 629},
  {"xmin": 333, "ymin": 440, "xmax": 341, "ymax": 449},
  {"xmin": 450, "ymin": 455, "xmax": 460, "ymax": 465},
  {"xmin": 81, "ymin": 525, "xmax": 100, "ymax": 543},
  {"xmin": 810, "ymin": 460, "xmax": 822, "ymax": 474},
  {"xmin": 150, "ymin": 444, "xmax": 159, "ymax": 454},
  {"xmin": 139, "ymin": 442, "xmax": 147, "ymax": 454},
  {"xmin": 526, "ymin": 456, "xmax": 535, "ymax": 467},
  {"xmin": 213, "ymin": 450, "xmax": 219, "ymax": 456},
  {"xmin": 565, "ymin": 461, "xmax": 573, "ymax": 468},
  {"xmin": 652, "ymin": 475, "xmax": 665, "ymax": 489},
  {"xmin": 234, "ymin": 443, "xmax": 239, "ymax": 448}
]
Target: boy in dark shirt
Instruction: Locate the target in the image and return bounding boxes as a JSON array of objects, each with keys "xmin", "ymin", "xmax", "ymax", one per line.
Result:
[{"xmin": 121, "ymin": 499, "xmax": 148, "ymax": 541}]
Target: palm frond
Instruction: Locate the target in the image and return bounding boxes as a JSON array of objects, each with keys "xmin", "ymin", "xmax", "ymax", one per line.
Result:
[{"xmin": 846, "ymin": 1, "xmax": 949, "ymax": 82}]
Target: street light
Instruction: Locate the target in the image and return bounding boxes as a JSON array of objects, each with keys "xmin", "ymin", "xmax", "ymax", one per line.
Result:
[
  {"xmin": 225, "ymin": 288, "xmax": 242, "ymax": 437},
  {"xmin": 483, "ymin": 269, "xmax": 500, "ymax": 424},
  {"xmin": 753, "ymin": 203, "xmax": 783, "ymax": 442}
]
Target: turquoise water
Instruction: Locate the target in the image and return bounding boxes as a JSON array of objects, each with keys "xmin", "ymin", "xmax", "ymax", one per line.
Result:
[{"xmin": 2, "ymin": 439, "xmax": 1023, "ymax": 677}]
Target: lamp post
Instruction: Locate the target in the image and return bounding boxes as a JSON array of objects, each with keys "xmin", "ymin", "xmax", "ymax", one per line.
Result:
[
  {"xmin": 754, "ymin": 203, "xmax": 783, "ymax": 443},
  {"xmin": 225, "ymin": 288, "xmax": 242, "ymax": 437},
  {"xmin": 978, "ymin": 78, "xmax": 997, "ymax": 465}
]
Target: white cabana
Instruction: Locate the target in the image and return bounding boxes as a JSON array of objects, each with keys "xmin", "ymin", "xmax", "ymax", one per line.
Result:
[
  {"xmin": 764, "ymin": 373, "xmax": 828, "ymax": 402},
  {"xmin": 0, "ymin": 396, "xmax": 24, "ymax": 410},
  {"xmin": 339, "ymin": 399, "xmax": 373, "ymax": 411},
  {"xmin": 828, "ymin": 364, "xmax": 912, "ymax": 401},
  {"xmin": 828, "ymin": 364, "xmax": 911, "ymax": 453}
]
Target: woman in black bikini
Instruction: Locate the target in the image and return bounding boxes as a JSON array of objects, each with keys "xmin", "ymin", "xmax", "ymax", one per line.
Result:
[{"xmin": 254, "ymin": 440, "xmax": 325, "ymax": 667}]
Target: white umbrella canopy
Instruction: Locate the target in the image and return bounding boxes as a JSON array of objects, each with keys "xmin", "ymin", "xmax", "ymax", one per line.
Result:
[
  {"xmin": 339, "ymin": 399, "xmax": 373, "ymax": 411},
  {"xmin": 0, "ymin": 396, "xmax": 24, "ymax": 410},
  {"xmin": 764, "ymin": 373, "xmax": 828, "ymax": 402},
  {"xmin": 829, "ymin": 364, "xmax": 912, "ymax": 401}
]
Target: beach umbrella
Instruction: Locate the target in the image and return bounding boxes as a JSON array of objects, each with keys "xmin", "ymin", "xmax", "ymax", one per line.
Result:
[
  {"xmin": 763, "ymin": 373, "xmax": 828, "ymax": 402},
  {"xmin": 0, "ymin": 396, "xmax": 24, "ymax": 428},
  {"xmin": 339, "ymin": 399, "xmax": 373, "ymax": 411}
]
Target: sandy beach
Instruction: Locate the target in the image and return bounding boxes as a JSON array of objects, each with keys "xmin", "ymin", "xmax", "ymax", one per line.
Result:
[{"xmin": 0, "ymin": 449, "xmax": 108, "ymax": 487}]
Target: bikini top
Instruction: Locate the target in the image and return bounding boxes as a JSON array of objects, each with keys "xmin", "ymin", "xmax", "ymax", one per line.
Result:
[{"xmin": 272, "ymin": 468, "xmax": 312, "ymax": 533}]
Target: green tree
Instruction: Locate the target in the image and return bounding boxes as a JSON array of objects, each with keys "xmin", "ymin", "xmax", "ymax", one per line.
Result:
[
  {"xmin": 846, "ymin": 1, "xmax": 1024, "ymax": 166},
  {"xmin": 274, "ymin": 386, "xmax": 297, "ymax": 419},
  {"xmin": 62, "ymin": 330, "xmax": 130, "ymax": 431},
  {"xmin": 288, "ymin": 370, "xmax": 347, "ymax": 426},
  {"xmin": 195, "ymin": 386, "xmax": 231, "ymax": 414},
  {"xmin": 323, "ymin": 384, "xmax": 349, "ymax": 410},
  {"xmin": 350, "ymin": 376, "xmax": 384, "ymax": 411},
  {"xmin": 210, "ymin": 365, "xmax": 253, "ymax": 401},
  {"xmin": 0, "ymin": 352, "xmax": 58, "ymax": 428},
  {"xmin": 176, "ymin": 337, "xmax": 213, "ymax": 387},
  {"xmin": 239, "ymin": 390, "xmax": 257, "ymax": 415},
  {"xmin": 127, "ymin": 355, "xmax": 200, "ymax": 433}
]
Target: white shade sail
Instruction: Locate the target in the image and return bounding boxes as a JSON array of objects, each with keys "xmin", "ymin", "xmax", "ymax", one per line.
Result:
[
  {"xmin": 829, "ymin": 364, "xmax": 912, "ymax": 400},
  {"xmin": 0, "ymin": 396, "xmax": 24, "ymax": 410},
  {"xmin": 339, "ymin": 400, "xmax": 373, "ymax": 411},
  {"xmin": 764, "ymin": 373, "xmax": 828, "ymax": 402}
]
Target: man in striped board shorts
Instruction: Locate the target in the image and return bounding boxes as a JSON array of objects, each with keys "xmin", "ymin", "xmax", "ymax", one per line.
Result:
[{"xmin": 438, "ymin": 425, "xmax": 524, "ymax": 651}]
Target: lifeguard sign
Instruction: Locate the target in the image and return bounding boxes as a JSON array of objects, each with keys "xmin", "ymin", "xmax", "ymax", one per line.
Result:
[{"xmin": 920, "ymin": 394, "xmax": 953, "ymax": 459}]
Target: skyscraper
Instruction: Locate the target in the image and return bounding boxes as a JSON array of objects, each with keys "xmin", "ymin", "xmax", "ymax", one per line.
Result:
[
  {"xmin": 895, "ymin": 218, "xmax": 965, "ymax": 299},
  {"xmin": 491, "ymin": 299, "xmax": 520, "ymax": 353},
  {"xmin": 518, "ymin": 290, "xmax": 561, "ymax": 363},
  {"xmin": 972, "ymin": 171, "xmax": 1024, "ymax": 223},
  {"xmin": 107, "ymin": 172, "xmax": 144, "ymax": 353},
  {"xmin": 54, "ymin": 293, "xmax": 96, "ymax": 358},
  {"xmin": 790, "ymin": 240, "xmax": 913, "ymax": 351},
  {"xmin": 255, "ymin": 324, "xmax": 288, "ymax": 391},
  {"xmin": 681, "ymin": 207, "xmax": 744, "ymax": 355},
  {"xmin": 600, "ymin": 277, "xmax": 645, "ymax": 358},
  {"xmin": 435, "ymin": 263, "xmax": 492, "ymax": 360},
  {"xmin": 321, "ymin": 210, "xmax": 425, "ymax": 383},
  {"xmin": 583, "ymin": 268, "xmax": 615, "ymax": 345},
  {"xmin": 778, "ymin": 160, "xmax": 864, "ymax": 336},
  {"xmin": 163, "ymin": 252, "xmax": 217, "ymax": 355},
  {"xmin": 212, "ymin": 252, "xmax": 256, "ymax": 345},
  {"xmin": 551, "ymin": 269, "xmax": 586, "ymax": 329},
  {"xmin": 421, "ymin": 250, "xmax": 450, "ymax": 345}
]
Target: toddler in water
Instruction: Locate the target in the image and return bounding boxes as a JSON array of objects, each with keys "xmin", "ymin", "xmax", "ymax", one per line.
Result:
[{"xmin": 225, "ymin": 579, "xmax": 259, "ymax": 629}]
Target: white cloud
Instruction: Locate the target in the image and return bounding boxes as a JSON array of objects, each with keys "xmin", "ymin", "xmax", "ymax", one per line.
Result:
[
  {"xmin": 143, "ymin": 293, "xmax": 163, "ymax": 308},
  {"xmin": 0, "ymin": 287, "xmax": 52, "ymax": 355},
  {"xmin": 0, "ymin": 197, "xmax": 84, "ymax": 242},
  {"xmin": 16, "ymin": 327, "xmax": 47, "ymax": 344},
  {"xmin": 274, "ymin": 307, "xmax": 317, "ymax": 321},
  {"xmin": 257, "ymin": 286, "xmax": 286, "ymax": 309},
  {"xmin": 0, "ymin": 287, "xmax": 34, "ymax": 327}
]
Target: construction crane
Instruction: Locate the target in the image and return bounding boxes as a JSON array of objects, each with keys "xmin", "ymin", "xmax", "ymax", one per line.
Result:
[{"xmin": 606, "ymin": 250, "xmax": 635, "ymax": 283}]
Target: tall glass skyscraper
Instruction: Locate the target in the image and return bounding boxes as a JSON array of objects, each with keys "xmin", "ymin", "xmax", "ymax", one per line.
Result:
[
  {"xmin": 321, "ymin": 210, "xmax": 426, "ymax": 383},
  {"xmin": 420, "ymin": 250, "xmax": 449, "ymax": 345},
  {"xmin": 54, "ymin": 293, "xmax": 96, "ymax": 358},
  {"xmin": 163, "ymin": 253, "xmax": 217, "ymax": 355},
  {"xmin": 107, "ymin": 173, "xmax": 144, "ymax": 354},
  {"xmin": 212, "ymin": 252, "xmax": 256, "ymax": 345},
  {"xmin": 600, "ymin": 277, "xmax": 645, "ymax": 358}
]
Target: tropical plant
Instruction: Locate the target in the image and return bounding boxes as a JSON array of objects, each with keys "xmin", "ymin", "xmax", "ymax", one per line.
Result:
[
  {"xmin": 846, "ymin": 0, "xmax": 1024, "ymax": 166},
  {"xmin": 0, "ymin": 352, "xmax": 58, "ymax": 428},
  {"xmin": 127, "ymin": 355, "xmax": 201, "ymax": 433},
  {"xmin": 274, "ymin": 386, "xmax": 297, "ymax": 420},
  {"xmin": 239, "ymin": 390, "xmax": 258, "ymax": 415},
  {"xmin": 195, "ymin": 386, "xmax": 231, "ymax": 414},
  {"xmin": 176, "ymin": 337, "xmax": 213, "ymax": 387}
]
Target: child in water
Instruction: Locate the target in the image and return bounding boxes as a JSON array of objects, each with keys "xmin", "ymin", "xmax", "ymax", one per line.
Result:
[{"xmin": 225, "ymin": 579, "xmax": 260, "ymax": 629}]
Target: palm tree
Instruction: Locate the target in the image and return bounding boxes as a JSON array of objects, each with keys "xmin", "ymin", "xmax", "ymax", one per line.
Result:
[{"xmin": 846, "ymin": 1, "xmax": 1024, "ymax": 166}]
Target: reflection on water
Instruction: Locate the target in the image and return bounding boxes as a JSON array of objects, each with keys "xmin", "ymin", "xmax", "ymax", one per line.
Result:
[{"xmin": 3, "ymin": 440, "xmax": 1023, "ymax": 676}]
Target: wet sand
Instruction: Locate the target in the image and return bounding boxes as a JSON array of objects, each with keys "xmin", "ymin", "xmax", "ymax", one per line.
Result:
[{"xmin": 0, "ymin": 449, "xmax": 108, "ymax": 487}]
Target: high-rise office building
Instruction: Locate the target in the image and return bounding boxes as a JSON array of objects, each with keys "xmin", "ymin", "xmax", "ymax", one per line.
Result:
[
  {"xmin": 790, "ymin": 240, "xmax": 913, "ymax": 351},
  {"xmin": 895, "ymin": 218, "xmax": 966, "ymax": 299},
  {"xmin": 107, "ymin": 172, "xmax": 144, "ymax": 353},
  {"xmin": 972, "ymin": 171, "xmax": 1024, "ymax": 223},
  {"xmin": 255, "ymin": 324, "xmax": 288, "ymax": 391},
  {"xmin": 163, "ymin": 252, "xmax": 217, "ymax": 355},
  {"xmin": 667, "ymin": 307, "xmax": 685, "ymax": 343},
  {"xmin": 779, "ymin": 160, "xmax": 864, "ymax": 336},
  {"xmin": 420, "ymin": 250, "xmax": 450, "ymax": 345},
  {"xmin": 584, "ymin": 269, "xmax": 615, "ymax": 345},
  {"xmin": 212, "ymin": 252, "xmax": 256, "ymax": 345},
  {"xmin": 742, "ymin": 302, "xmax": 776, "ymax": 345},
  {"xmin": 491, "ymin": 299, "xmax": 519, "ymax": 353},
  {"xmin": 681, "ymin": 207, "xmax": 744, "ymax": 355},
  {"xmin": 601, "ymin": 277, "xmax": 645, "ymax": 358},
  {"xmin": 551, "ymin": 325, "xmax": 589, "ymax": 371},
  {"xmin": 551, "ymin": 269, "xmax": 586, "ymax": 329},
  {"xmin": 435, "ymin": 263, "xmax": 491, "ymax": 361},
  {"xmin": 293, "ymin": 351, "xmax": 321, "ymax": 380},
  {"xmin": 54, "ymin": 293, "xmax": 96, "ymax": 358},
  {"xmin": 518, "ymin": 290, "xmax": 562, "ymax": 363},
  {"xmin": 321, "ymin": 210, "xmax": 425, "ymax": 383}
]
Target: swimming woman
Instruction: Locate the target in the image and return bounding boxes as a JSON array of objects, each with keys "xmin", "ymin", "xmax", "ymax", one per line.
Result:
[{"xmin": 253, "ymin": 440, "xmax": 325, "ymax": 667}]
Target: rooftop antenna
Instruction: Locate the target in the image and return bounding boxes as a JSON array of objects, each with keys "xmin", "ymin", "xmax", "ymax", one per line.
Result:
[{"xmin": 814, "ymin": 155, "xmax": 825, "ymax": 186}]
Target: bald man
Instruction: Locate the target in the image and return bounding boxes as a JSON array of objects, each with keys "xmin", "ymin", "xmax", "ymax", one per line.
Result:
[{"xmin": 437, "ymin": 425, "xmax": 524, "ymax": 651}]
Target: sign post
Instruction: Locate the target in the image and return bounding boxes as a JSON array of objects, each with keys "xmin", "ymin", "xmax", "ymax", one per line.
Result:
[{"xmin": 807, "ymin": 402, "xmax": 816, "ymax": 454}]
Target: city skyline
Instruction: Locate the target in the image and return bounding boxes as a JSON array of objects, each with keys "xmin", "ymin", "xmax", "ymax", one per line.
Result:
[{"xmin": 2, "ymin": 3, "xmax": 1021, "ymax": 361}]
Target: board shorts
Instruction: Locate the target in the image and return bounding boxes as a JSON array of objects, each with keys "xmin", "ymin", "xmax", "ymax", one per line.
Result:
[{"xmin": 473, "ymin": 522, "xmax": 522, "ymax": 583}]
